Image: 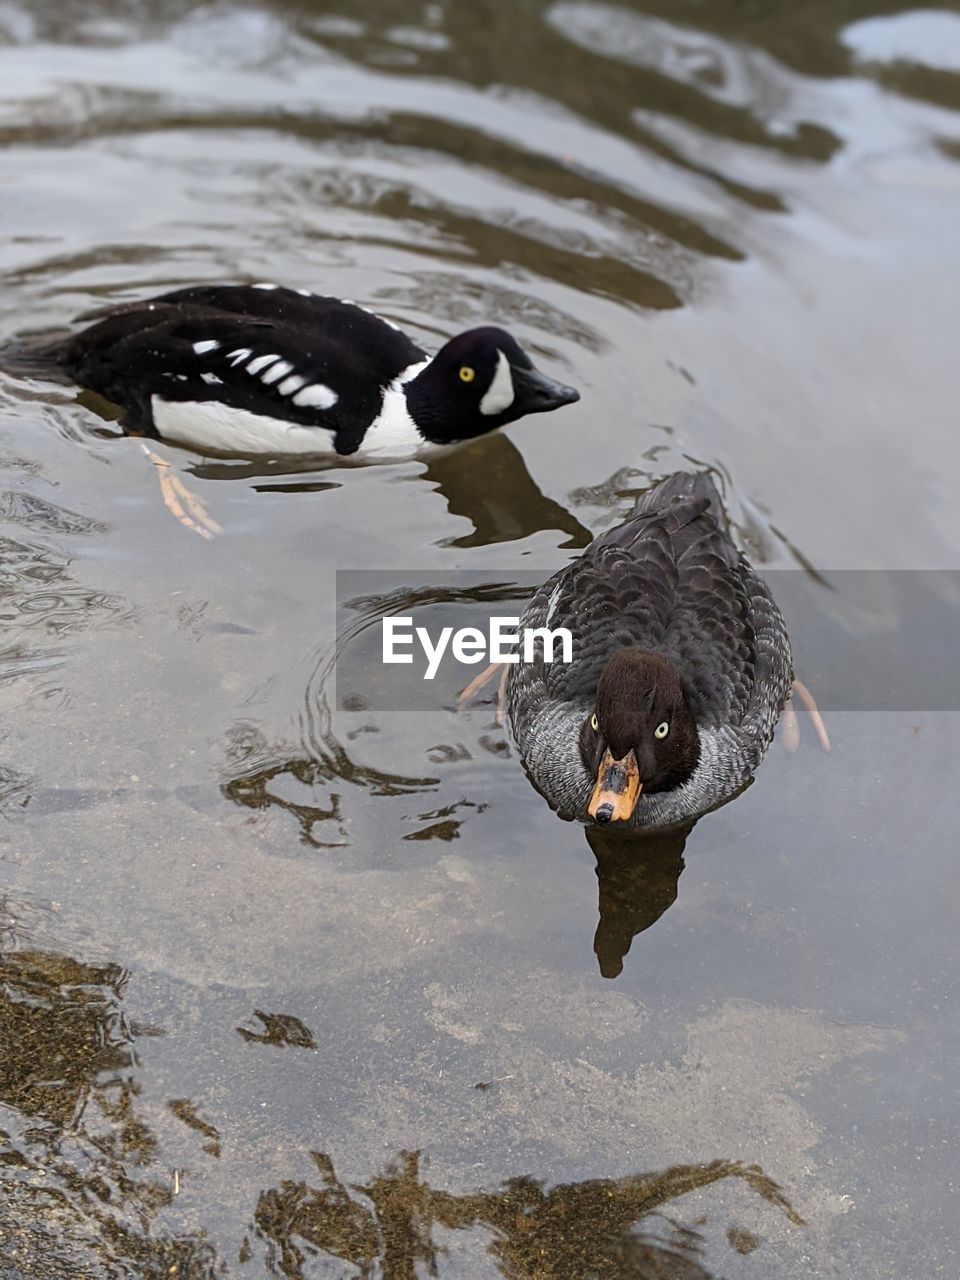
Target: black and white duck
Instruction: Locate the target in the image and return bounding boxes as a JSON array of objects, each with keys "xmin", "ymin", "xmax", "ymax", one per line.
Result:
[
  {"xmin": 51, "ymin": 283, "xmax": 580, "ymax": 459},
  {"xmin": 505, "ymin": 471, "xmax": 796, "ymax": 829}
]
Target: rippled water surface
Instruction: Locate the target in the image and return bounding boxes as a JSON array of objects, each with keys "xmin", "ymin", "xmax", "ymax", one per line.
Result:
[{"xmin": 2, "ymin": 1, "xmax": 960, "ymax": 1276}]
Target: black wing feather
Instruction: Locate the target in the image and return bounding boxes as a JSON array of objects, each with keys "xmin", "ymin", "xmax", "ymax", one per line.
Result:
[{"xmin": 58, "ymin": 286, "xmax": 426, "ymax": 451}]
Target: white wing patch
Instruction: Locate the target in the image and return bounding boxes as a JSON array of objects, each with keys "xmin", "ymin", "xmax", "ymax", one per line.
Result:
[
  {"xmin": 260, "ymin": 360, "xmax": 293, "ymax": 385},
  {"xmin": 479, "ymin": 349, "xmax": 515, "ymax": 416},
  {"xmin": 278, "ymin": 374, "xmax": 307, "ymax": 396},
  {"xmin": 192, "ymin": 339, "xmax": 220, "ymax": 355},
  {"xmin": 246, "ymin": 353, "xmax": 279, "ymax": 375},
  {"xmin": 292, "ymin": 383, "xmax": 338, "ymax": 409},
  {"xmin": 152, "ymin": 397, "xmax": 338, "ymax": 457},
  {"xmin": 220, "ymin": 346, "xmax": 338, "ymax": 408}
]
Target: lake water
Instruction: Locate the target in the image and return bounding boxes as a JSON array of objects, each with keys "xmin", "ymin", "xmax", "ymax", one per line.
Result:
[{"xmin": 1, "ymin": 2, "xmax": 959, "ymax": 1276}]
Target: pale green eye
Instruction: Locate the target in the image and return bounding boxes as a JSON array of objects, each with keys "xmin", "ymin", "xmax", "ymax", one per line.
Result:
[
  {"xmin": 654, "ymin": 721, "xmax": 670, "ymax": 739},
  {"xmin": 590, "ymin": 713, "xmax": 599, "ymax": 731}
]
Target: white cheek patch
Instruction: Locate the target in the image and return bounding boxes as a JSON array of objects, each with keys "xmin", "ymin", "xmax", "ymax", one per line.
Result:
[{"xmin": 479, "ymin": 349, "xmax": 515, "ymax": 416}]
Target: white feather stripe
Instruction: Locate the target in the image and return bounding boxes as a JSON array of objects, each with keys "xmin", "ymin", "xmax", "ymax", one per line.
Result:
[
  {"xmin": 261, "ymin": 360, "xmax": 293, "ymax": 385},
  {"xmin": 228, "ymin": 348, "xmax": 252, "ymax": 365},
  {"xmin": 246, "ymin": 353, "xmax": 279, "ymax": 375},
  {"xmin": 192, "ymin": 339, "xmax": 219, "ymax": 354},
  {"xmin": 277, "ymin": 374, "xmax": 307, "ymax": 396}
]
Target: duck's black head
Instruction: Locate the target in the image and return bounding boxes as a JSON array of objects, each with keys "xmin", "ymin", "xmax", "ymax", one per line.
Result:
[
  {"xmin": 406, "ymin": 326, "xmax": 579, "ymax": 444},
  {"xmin": 579, "ymin": 649, "xmax": 701, "ymax": 824}
]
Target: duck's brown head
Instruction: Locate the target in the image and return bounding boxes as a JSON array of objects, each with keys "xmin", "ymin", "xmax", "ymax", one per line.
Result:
[{"xmin": 579, "ymin": 649, "xmax": 701, "ymax": 824}]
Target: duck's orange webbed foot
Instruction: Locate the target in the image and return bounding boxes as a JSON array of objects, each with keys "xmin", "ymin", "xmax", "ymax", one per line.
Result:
[
  {"xmin": 781, "ymin": 678, "xmax": 831, "ymax": 753},
  {"xmin": 458, "ymin": 661, "xmax": 509, "ymax": 726},
  {"xmin": 142, "ymin": 445, "xmax": 222, "ymax": 541}
]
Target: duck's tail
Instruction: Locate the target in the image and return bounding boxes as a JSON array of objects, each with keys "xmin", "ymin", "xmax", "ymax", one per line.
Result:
[
  {"xmin": 0, "ymin": 330, "xmax": 74, "ymax": 384},
  {"xmin": 631, "ymin": 469, "xmax": 724, "ymax": 523}
]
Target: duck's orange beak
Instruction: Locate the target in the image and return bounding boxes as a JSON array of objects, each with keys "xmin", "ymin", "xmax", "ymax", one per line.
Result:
[{"xmin": 588, "ymin": 749, "xmax": 642, "ymax": 824}]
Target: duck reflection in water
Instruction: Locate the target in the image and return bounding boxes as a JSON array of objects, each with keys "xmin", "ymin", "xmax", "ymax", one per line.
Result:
[
  {"xmin": 422, "ymin": 433, "xmax": 590, "ymax": 548},
  {"xmin": 253, "ymin": 1148, "xmax": 801, "ymax": 1280},
  {"xmin": 194, "ymin": 432, "xmax": 591, "ymax": 549},
  {"xmin": 586, "ymin": 821, "xmax": 693, "ymax": 979}
]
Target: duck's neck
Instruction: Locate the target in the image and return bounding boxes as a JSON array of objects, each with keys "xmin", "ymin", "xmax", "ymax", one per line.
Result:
[
  {"xmin": 367, "ymin": 359, "xmax": 433, "ymax": 449},
  {"xmin": 395, "ymin": 359, "xmax": 439, "ymax": 441}
]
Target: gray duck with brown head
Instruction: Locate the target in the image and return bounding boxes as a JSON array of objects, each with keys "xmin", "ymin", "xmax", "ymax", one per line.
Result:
[{"xmin": 506, "ymin": 471, "xmax": 792, "ymax": 829}]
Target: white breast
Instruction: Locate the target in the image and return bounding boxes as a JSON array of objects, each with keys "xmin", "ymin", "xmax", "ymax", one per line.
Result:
[{"xmin": 360, "ymin": 359, "xmax": 432, "ymax": 458}]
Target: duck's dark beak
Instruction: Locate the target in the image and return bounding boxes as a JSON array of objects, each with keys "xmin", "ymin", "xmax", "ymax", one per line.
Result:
[
  {"xmin": 589, "ymin": 749, "xmax": 642, "ymax": 824},
  {"xmin": 512, "ymin": 365, "xmax": 580, "ymax": 413}
]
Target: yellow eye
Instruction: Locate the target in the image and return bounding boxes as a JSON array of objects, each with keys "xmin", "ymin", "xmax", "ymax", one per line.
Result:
[
  {"xmin": 654, "ymin": 721, "xmax": 669, "ymax": 739},
  {"xmin": 459, "ymin": 365, "xmax": 476, "ymax": 383},
  {"xmin": 590, "ymin": 713, "xmax": 599, "ymax": 731}
]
